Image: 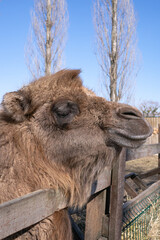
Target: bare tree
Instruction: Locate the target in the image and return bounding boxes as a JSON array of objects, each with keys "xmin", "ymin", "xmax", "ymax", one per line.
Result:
[
  {"xmin": 139, "ymin": 101, "xmax": 160, "ymax": 117},
  {"xmin": 25, "ymin": 0, "xmax": 68, "ymax": 78},
  {"xmin": 94, "ymin": 0, "xmax": 138, "ymax": 102}
]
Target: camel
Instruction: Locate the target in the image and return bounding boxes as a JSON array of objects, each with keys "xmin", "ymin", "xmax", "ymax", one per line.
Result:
[{"xmin": 0, "ymin": 69, "xmax": 152, "ymax": 240}]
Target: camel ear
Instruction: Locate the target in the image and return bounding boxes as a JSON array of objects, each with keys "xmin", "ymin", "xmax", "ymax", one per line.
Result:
[
  {"xmin": 2, "ymin": 90, "xmax": 31, "ymax": 122},
  {"xmin": 57, "ymin": 69, "xmax": 82, "ymax": 88}
]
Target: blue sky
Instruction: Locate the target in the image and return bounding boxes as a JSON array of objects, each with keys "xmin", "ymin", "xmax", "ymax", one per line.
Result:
[{"xmin": 0, "ymin": 0, "xmax": 160, "ymax": 107}]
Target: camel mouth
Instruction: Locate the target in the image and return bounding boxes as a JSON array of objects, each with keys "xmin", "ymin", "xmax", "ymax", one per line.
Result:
[
  {"xmin": 109, "ymin": 128, "xmax": 153, "ymax": 141},
  {"xmin": 107, "ymin": 125, "xmax": 153, "ymax": 148}
]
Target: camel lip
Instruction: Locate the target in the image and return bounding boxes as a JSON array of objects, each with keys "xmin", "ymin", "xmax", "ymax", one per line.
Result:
[{"xmin": 108, "ymin": 126, "xmax": 153, "ymax": 141}]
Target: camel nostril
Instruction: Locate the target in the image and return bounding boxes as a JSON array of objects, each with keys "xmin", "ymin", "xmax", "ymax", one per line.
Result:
[
  {"xmin": 118, "ymin": 107, "xmax": 142, "ymax": 119},
  {"xmin": 123, "ymin": 111, "xmax": 139, "ymax": 117}
]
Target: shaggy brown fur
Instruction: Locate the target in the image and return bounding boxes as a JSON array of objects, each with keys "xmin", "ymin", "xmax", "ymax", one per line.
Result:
[{"xmin": 0, "ymin": 70, "xmax": 152, "ymax": 240}]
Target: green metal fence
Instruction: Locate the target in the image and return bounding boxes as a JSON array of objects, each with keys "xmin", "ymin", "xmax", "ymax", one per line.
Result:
[{"xmin": 121, "ymin": 186, "xmax": 160, "ymax": 240}]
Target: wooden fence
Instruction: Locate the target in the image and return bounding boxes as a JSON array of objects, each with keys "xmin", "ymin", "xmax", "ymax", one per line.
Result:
[
  {"xmin": 0, "ymin": 128, "xmax": 160, "ymax": 240},
  {"xmin": 145, "ymin": 117, "xmax": 160, "ymax": 144}
]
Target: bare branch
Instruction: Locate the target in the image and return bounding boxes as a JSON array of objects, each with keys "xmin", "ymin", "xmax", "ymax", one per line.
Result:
[
  {"xmin": 25, "ymin": 0, "xmax": 68, "ymax": 78},
  {"xmin": 139, "ymin": 101, "xmax": 160, "ymax": 117},
  {"xmin": 94, "ymin": 0, "xmax": 139, "ymax": 103}
]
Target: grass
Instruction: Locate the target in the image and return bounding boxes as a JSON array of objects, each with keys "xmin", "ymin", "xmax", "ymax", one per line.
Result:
[
  {"xmin": 125, "ymin": 155, "xmax": 159, "ymax": 186},
  {"xmin": 147, "ymin": 203, "xmax": 160, "ymax": 240}
]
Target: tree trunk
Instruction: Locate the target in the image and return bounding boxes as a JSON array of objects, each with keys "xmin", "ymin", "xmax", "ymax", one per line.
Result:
[
  {"xmin": 110, "ymin": 0, "xmax": 118, "ymax": 102},
  {"xmin": 45, "ymin": 0, "xmax": 52, "ymax": 75}
]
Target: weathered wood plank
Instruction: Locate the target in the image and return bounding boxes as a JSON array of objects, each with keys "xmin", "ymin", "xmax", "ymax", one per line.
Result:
[
  {"xmin": 0, "ymin": 189, "xmax": 67, "ymax": 239},
  {"xmin": 95, "ymin": 167, "xmax": 111, "ymax": 193},
  {"xmin": 124, "ymin": 181, "xmax": 138, "ymax": 198},
  {"xmin": 126, "ymin": 144, "xmax": 160, "ymax": 161},
  {"xmin": 85, "ymin": 190, "xmax": 106, "ymax": 240},
  {"xmin": 139, "ymin": 167, "xmax": 160, "ymax": 179},
  {"xmin": 98, "ymin": 237, "xmax": 108, "ymax": 240},
  {"xmin": 132, "ymin": 176, "xmax": 147, "ymax": 190},
  {"xmin": 123, "ymin": 180, "xmax": 160, "ymax": 211},
  {"xmin": 108, "ymin": 148, "xmax": 126, "ymax": 240},
  {"xmin": 101, "ymin": 214, "xmax": 109, "ymax": 238}
]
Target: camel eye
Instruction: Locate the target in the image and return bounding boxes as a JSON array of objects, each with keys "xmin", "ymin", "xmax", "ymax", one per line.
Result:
[
  {"xmin": 56, "ymin": 106, "xmax": 70, "ymax": 117},
  {"xmin": 52, "ymin": 100, "xmax": 79, "ymax": 127}
]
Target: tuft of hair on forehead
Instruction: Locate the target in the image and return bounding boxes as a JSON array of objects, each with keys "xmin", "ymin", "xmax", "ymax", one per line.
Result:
[{"xmin": 23, "ymin": 69, "xmax": 82, "ymax": 95}]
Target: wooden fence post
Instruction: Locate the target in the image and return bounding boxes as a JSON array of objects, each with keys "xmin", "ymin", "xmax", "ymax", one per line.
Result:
[
  {"xmin": 84, "ymin": 167, "xmax": 111, "ymax": 240},
  {"xmin": 158, "ymin": 124, "xmax": 160, "ymax": 180},
  {"xmin": 85, "ymin": 190, "xmax": 107, "ymax": 240},
  {"xmin": 108, "ymin": 148, "xmax": 126, "ymax": 240}
]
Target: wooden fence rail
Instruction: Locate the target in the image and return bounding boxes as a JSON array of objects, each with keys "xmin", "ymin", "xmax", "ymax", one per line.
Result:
[
  {"xmin": 0, "ymin": 189, "xmax": 66, "ymax": 239},
  {"xmin": 0, "ymin": 168, "xmax": 111, "ymax": 240},
  {"xmin": 123, "ymin": 180, "xmax": 160, "ymax": 211},
  {"xmin": 126, "ymin": 143, "xmax": 160, "ymax": 161},
  {"xmin": 0, "ymin": 143, "xmax": 160, "ymax": 240}
]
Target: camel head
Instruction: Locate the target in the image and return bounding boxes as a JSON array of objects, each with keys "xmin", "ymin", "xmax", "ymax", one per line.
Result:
[{"xmin": 1, "ymin": 70, "xmax": 152, "ymax": 165}]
